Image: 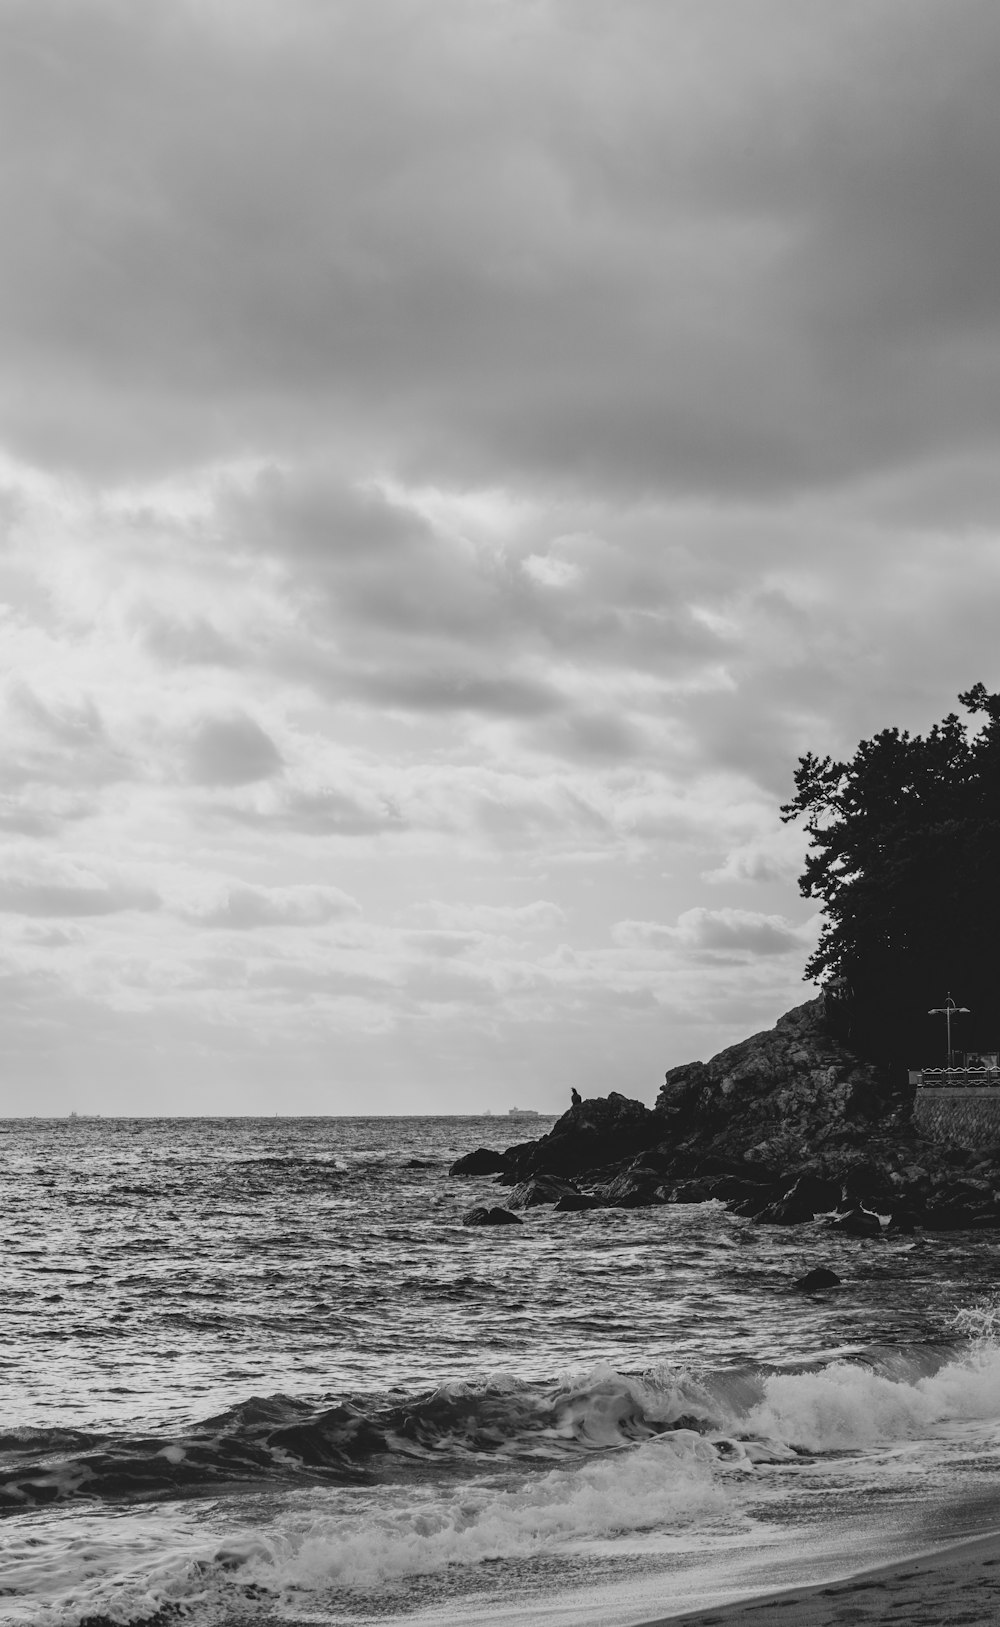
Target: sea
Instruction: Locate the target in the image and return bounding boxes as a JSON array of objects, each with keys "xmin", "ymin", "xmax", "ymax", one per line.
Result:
[{"xmin": 5, "ymin": 1115, "xmax": 1000, "ymax": 1627}]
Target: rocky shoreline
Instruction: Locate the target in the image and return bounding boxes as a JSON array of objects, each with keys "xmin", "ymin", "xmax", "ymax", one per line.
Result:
[{"xmin": 453, "ymin": 997, "xmax": 1000, "ymax": 1235}]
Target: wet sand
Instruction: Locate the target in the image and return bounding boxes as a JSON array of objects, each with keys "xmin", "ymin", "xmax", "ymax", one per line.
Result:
[{"xmin": 639, "ymin": 1529, "xmax": 1000, "ymax": 1627}]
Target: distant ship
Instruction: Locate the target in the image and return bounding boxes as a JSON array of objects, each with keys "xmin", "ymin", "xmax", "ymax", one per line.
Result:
[{"xmin": 507, "ymin": 1107, "xmax": 541, "ymax": 1118}]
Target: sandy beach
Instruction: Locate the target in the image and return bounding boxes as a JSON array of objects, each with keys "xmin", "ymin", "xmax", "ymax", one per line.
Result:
[{"xmin": 640, "ymin": 1531, "xmax": 1000, "ymax": 1627}]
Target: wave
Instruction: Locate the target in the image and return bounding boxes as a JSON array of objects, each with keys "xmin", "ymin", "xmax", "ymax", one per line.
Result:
[
  {"xmin": 3, "ymin": 1335, "xmax": 1000, "ymax": 1514},
  {"xmin": 9, "ymin": 1337, "xmax": 1000, "ymax": 1625}
]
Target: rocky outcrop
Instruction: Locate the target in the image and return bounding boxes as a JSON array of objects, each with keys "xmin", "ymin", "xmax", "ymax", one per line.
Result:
[
  {"xmin": 447, "ymin": 995, "xmax": 1000, "ymax": 1233},
  {"xmin": 655, "ymin": 996, "xmax": 900, "ymax": 1172},
  {"xmin": 497, "ymin": 1090, "xmax": 660, "ymax": 1183}
]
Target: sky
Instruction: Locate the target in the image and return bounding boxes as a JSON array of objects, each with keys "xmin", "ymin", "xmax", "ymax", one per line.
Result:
[{"xmin": 3, "ymin": 0, "xmax": 1000, "ymax": 1116}]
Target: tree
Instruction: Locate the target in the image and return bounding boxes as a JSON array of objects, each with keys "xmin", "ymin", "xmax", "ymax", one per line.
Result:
[{"xmin": 781, "ymin": 685, "xmax": 1000, "ymax": 1069}]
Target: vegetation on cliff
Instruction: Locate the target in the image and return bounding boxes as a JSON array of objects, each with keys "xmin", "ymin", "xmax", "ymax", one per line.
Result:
[{"xmin": 781, "ymin": 683, "xmax": 1000, "ymax": 1067}]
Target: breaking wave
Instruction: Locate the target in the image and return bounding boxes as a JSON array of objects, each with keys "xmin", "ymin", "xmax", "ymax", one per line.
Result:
[
  {"xmin": 3, "ymin": 1336, "xmax": 997, "ymax": 1512},
  {"xmin": 7, "ymin": 1333, "xmax": 1000, "ymax": 1624}
]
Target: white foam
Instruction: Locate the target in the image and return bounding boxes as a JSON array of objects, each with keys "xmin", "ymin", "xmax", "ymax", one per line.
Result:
[
  {"xmin": 744, "ymin": 1341, "xmax": 1000, "ymax": 1451},
  {"xmin": 228, "ymin": 1434, "xmax": 730, "ymax": 1591}
]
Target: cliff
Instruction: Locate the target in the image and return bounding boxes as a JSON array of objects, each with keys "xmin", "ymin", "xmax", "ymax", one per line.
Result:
[{"xmin": 655, "ymin": 994, "xmax": 903, "ymax": 1173}]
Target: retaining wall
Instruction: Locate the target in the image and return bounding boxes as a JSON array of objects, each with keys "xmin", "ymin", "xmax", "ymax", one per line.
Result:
[{"xmin": 912, "ymin": 1087, "xmax": 1000, "ymax": 1145}]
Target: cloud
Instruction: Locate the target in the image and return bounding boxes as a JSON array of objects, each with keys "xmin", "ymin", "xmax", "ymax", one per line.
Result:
[
  {"xmin": 615, "ymin": 908, "xmax": 809, "ymax": 959},
  {"xmin": 5, "ymin": 682, "xmax": 133, "ymax": 791},
  {"xmin": 186, "ymin": 882, "xmax": 359, "ymax": 930},
  {"xmin": 354, "ymin": 666, "xmax": 563, "ymax": 719},
  {"xmin": 416, "ymin": 900, "xmax": 565, "ymax": 934},
  {"xmin": 141, "ymin": 611, "xmax": 243, "ymax": 669},
  {"xmin": 2, "ymin": 0, "xmax": 998, "ymax": 499},
  {"xmin": 0, "ymin": 864, "xmax": 160, "ymax": 918},
  {"xmin": 222, "ymin": 782, "xmax": 405, "ymax": 837},
  {"xmin": 182, "ymin": 713, "xmax": 284, "ymax": 786}
]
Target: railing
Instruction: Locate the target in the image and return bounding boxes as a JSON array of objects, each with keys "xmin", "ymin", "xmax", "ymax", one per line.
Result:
[{"xmin": 917, "ymin": 1068, "xmax": 1000, "ymax": 1089}]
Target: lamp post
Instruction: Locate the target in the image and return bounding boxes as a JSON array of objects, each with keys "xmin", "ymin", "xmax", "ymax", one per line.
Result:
[{"xmin": 928, "ymin": 993, "xmax": 970, "ymax": 1069}]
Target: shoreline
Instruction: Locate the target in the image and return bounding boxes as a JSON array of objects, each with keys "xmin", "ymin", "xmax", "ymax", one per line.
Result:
[{"xmin": 635, "ymin": 1529, "xmax": 1000, "ymax": 1626}]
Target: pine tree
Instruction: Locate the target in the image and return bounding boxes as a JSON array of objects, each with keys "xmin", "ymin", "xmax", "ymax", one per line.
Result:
[{"xmin": 781, "ymin": 685, "xmax": 1000, "ymax": 1069}]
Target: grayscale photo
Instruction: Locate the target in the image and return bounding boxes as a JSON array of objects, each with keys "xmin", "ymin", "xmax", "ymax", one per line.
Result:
[{"xmin": 3, "ymin": 3, "xmax": 1000, "ymax": 1624}]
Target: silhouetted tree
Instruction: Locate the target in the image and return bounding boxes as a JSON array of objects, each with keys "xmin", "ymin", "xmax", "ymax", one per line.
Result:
[{"xmin": 781, "ymin": 684, "xmax": 1000, "ymax": 1069}]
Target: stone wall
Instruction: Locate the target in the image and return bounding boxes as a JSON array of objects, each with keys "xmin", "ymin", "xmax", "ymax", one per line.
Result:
[{"xmin": 912, "ymin": 1087, "xmax": 1000, "ymax": 1145}]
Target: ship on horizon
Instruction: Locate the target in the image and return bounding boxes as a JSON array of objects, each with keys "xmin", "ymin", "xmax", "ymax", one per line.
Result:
[{"xmin": 507, "ymin": 1106, "xmax": 541, "ymax": 1118}]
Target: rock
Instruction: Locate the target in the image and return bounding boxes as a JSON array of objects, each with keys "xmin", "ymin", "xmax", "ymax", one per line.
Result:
[
  {"xmin": 461, "ymin": 1206, "xmax": 522, "ymax": 1227},
  {"xmin": 450, "ymin": 1148, "xmax": 507, "ymax": 1176},
  {"xmin": 794, "ymin": 1267, "xmax": 842, "ymax": 1291},
  {"xmin": 781, "ymin": 1174, "xmax": 842, "ymax": 1211},
  {"xmin": 667, "ymin": 1179, "xmax": 716, "ymax": 1204},
  {"xmin": 754, "ymin": 1196, "xmax": 818, "ymax": 1225},
  {"xmin": 705, "ymin": 1175, "xmax": 777, "ymax": 1207},
  {"xmin": 500, "ymin": 1091, "xmax": 662, "ymax": 1182},
  {"xmin": 654, "ymin": 997, "xmax": 896, "ymax": 1174},
  {"xmin": 826, "ymin": 1207, "xmax": 883, "ymax": 1238},
  {"xmin": 599, "ymin": 1170, "xmax": 664, "ymax": 1208},
  {"xmin": 841, "ymin": 1162, "xmax": 888, "ymax": 1199},
  {"xmin": 553, "ymin": 1193, "xmax": 601, "ymax": 1212},
  {"xmin": 756, "ymin": 1172, "xmax": 843, "ymax": 1225},
  {"xmin": 920, "ymin": 1200, "xmax": 1000, "ymax": 1231},
  {"xmin": 507, "ymin": 1176, "xmax": 581, "ymax": 1210}
]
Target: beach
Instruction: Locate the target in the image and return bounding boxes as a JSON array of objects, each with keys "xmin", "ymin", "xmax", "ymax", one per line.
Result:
[{"xmin": 649, "ymin": 1531, "xmax": 1000, "ymax": 1627}]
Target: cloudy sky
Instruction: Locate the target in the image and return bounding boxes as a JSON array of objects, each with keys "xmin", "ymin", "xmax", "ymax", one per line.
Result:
[{"xmin": 3, "ymin": 0, "xmax": 1000, "ymax": 1116}]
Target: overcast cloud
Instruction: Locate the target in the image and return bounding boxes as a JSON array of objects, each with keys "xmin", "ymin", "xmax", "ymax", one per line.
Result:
[{"xmin": 2, "ymin": 0, "xmax": 999, "ymax": 1114}]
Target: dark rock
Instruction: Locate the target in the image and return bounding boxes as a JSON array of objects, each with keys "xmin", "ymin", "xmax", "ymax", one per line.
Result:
[
  {"xmin": 405, "ymin": 1159, "xmax": 437, "ymax": 1169},
  {"xmin": 756, "ymin": 1172, "xmax": 844, "ymax": 1225},
  {"xmin": 841, "ymin": 1162, "xmax": 888, "ymax": 1199},
  {"xmin": 553, "ymin": 1192, "xmax": 601, "ymax": 1212},
  {"xmin": 599, "ymin": 1170, "xmax": 664, "ymax": 1208},
  {"xmin": 507, "ymin": 1176, "xmax": 581, "ymax": 1210},
  {"xmin": 705, "ymin": 1175, "xmax": 777, "ymax": 1206},
  {"xmin": 826, "ymin": 1207, "xmax": 883, "ymax": 1238},
  {"xmin": 667, "ymin": 1179, "xmax": 716, "ymax": 1204},
  {"xmin": 450, "ymin": 1148, "xmax": 507, "ymax": 1177},
  {"xmin": 654, "ymin": 997, "xmax": 895, "ymax": 1173},
  {"xmin": 461, "ymin": 1206, "xmax": 522, "ymax": 1227},
  {"xmin": 781, "ymin": 1174, "xmax": 842, "ymax": 1211},
  {"xmin": 920, "ymin": 1199, "xmax": 1000, "ymax": 1231},
  {"xmin": 500, "ymin": 1091, "xmax": 661, "ymax": 1182},
  {"xmin": 794, "ymin": 1267, "xmax": 842, "ymax": 1291},
  {"xmin": 754, "ymin": 1197, "xmax": 818, "ymax": 1226}
]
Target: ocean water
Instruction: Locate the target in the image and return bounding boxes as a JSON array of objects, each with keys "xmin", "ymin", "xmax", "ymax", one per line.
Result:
[{"xmin": 5, "ymin": 1115, "xmax": 1000, "ymax": 1627}]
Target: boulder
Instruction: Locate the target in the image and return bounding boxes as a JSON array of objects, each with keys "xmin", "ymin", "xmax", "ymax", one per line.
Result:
[
  {"xmin": 667, "ymin": 1179, "xmax": 716, "ymax": 1204},
  {"xmin": 756, "ymin": 1172, "xmax": 843, "ymax": 1225},
  {"xmin": 599, "ymin": 1170, "xmax": 664, "ymax": 1208},
  {"xmin": 553, "ymin": 1193, "xmax": 601, "ymax": 1212},
  {"xmin": 781, "ymin": 1174, "xmax": 842, "ymax": 1211},
  {"xmin": 754, "ymin": 1196, "xmax": 818, "ymax": 1226},
  {"xmin": 461, "ymin": 1206, "xmax": 522, "ymax": 1227},
  {"xmin": 794, "ymin": 1267, "xmax": 842, "ymax": 1291},
  {"xmin": 826, "ymin": 1207, "xmax": 883, "ymax": 1238},
  {"xmin": 507, "ymin": 1176, "xmax": 581, "ymax": 1210},
  {"xmin": 450, "ymin": 1148, "xmax": 507, "ymax": 1177}
]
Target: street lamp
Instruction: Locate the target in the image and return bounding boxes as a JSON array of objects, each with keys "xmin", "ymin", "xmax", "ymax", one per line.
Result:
[{"xmin": 928, "ymin": 993, "xmax": 970, "ymax": 1069}]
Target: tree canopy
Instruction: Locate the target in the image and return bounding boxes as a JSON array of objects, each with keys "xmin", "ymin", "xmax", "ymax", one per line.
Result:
[{"xmin": 781, "ymin": 684, "xmax": 1000, "ymax": 1067}]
